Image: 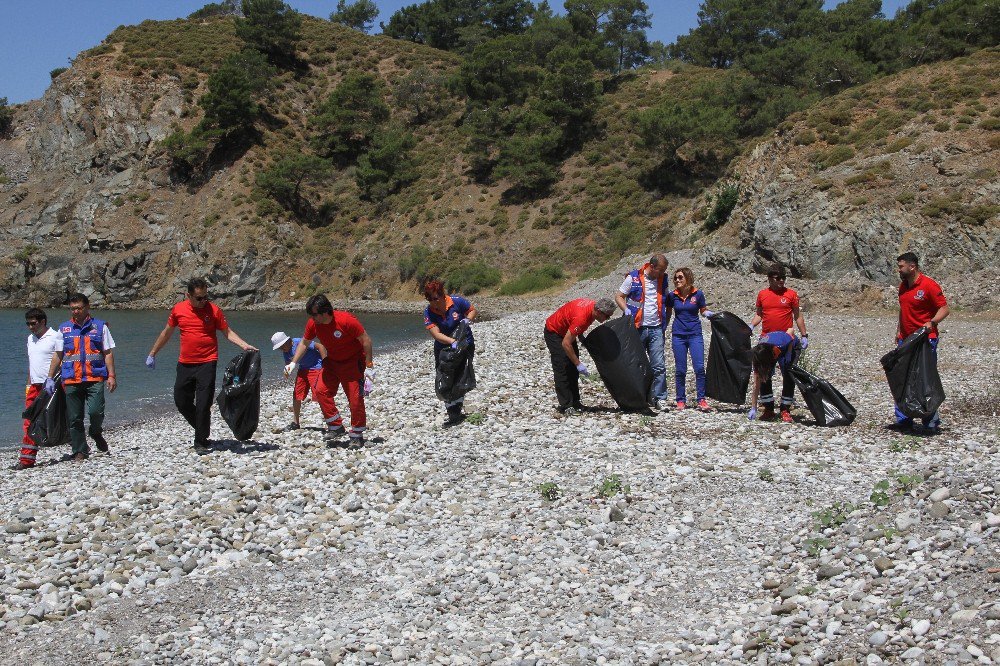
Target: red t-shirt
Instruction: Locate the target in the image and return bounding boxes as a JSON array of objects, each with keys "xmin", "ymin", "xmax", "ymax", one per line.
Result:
[
  {"xmin": 899, "ymin": 273, "xmax": 946, "ymax": 339},
  {"xmin": 545, "ymin": 299, "xmax": 596, "ymax": 337},
  {"xmin": 303, "ymin": 311, "xmax": 365, "ymax": 362},
  {"xmin": 167, "ymin": 301, "xmax": 228, "ymax": 364},
  {"xmin": 756, "ymin": 287, "xmax": 800, "ymax": 334}
]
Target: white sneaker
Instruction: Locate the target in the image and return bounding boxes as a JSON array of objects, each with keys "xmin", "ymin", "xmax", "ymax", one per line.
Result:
[{"xmin": 655, "ymin": 400, "xmax": 670, "ymax": 411}]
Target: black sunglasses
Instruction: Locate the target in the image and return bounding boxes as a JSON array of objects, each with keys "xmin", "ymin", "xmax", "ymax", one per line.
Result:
[{"xmin": 25, "ymin": 320, "xmax": 40, "ymax": 326}]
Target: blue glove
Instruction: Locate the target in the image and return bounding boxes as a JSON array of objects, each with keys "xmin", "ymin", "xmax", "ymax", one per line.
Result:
[
  {"xmin": 145, "ymin": 355, "xmax": 156, "ymax": 369},
  {"xmin": 450, "ymin": 341, "xmax": 459, "ymax": 349},
  {"xmin": 576, "ymin": 363, "xmax": 589, "ymax": 376},
  {"xmin": 748, "ymin": 407, "xmax": 758, "ymax": 421},
  {"xmin": 43, "ymin": 377, "xmax": 56, "ymax": 395},
  {"xmin": 460, "ymin": 318, "xmax": 472, "ymax": 326},
  {"xmin": 363, "ymin": 378, "xmax": 373, "ymax": 397},
  {"xmin": 800, "ymin": 337, "xmax": 809, "ymax": 350},
  {"xmin": 702, "ymin": 310, "xmax": 715, "ymax": 319}
]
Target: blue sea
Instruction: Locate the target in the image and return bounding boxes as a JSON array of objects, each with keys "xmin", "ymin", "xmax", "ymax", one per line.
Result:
[{"xmin": 2, "ymin": 308, "xmax": 427, "ymax": 449}]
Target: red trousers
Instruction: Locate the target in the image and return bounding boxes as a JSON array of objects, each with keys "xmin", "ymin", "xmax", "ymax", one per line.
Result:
[
  {"xmin": 314, "ymin": 359, "xmax": 366, "ymax": 437},
  {"xmin": 21, "ymin": 384, "xmax": 42, "ymax": 466}
]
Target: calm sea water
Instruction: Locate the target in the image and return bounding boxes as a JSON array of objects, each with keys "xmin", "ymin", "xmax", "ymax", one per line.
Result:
[{"xmin": 2, "ymin": 308, "xmax": 427, "ymax": 449}]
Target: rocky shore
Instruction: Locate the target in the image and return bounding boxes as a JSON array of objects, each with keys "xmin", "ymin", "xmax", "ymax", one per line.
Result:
[{"xmin": 1, "ymin": 295, "xmax": 998, "ymax": 664}]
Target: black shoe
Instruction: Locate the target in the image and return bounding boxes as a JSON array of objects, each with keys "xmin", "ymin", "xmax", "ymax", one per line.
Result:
[
  {"xmin": 572, "ymin": 403, "xmax": 596, "ymax": 413},
  {"xmin": 73, "ymin": 452, "xmax": 88, "ymax": 463},
  {"xmin": 884, "ymin": 421, "xmax": 913, "ymax": 432},
  {"xmin": 193, "ymin": 440, "xmax": 213, "ymax": 455},
  {"xmin": 10, "ymin": 462, "xmax": 33, "ymax": 471},
  {"xmin": 92, "ymin": 432, "xmax": 109, "ymax": 453},
  {"xmin": 281, "ymin": 422, "xmax": 301, "ymax": 432},
  {"xmin": 347, "ymin": 436, "xmax": 364, "ymax": 449},
  {"xmin": 324, "ymin": 425, "xmax": 346, "ymax": 441},
  {"xmin": 444, "ymin": 405, "xmax": 466, "ymax": 427}
]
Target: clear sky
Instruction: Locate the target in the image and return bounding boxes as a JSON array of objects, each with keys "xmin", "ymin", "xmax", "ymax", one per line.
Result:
[{"xmin": 1, "ymin": 0, "xmax": 911, "ymax": 105}]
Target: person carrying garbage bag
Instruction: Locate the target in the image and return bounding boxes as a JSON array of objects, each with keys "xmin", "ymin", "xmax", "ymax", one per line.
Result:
[
  {"xmin": 285, "ymin": 294, "xmax": 374, "ymax": 448},
  {"xmin": 422, "ymin": 279, "xmax": 477, "ymax": 427},
  {"xmin": 747, "ymin": 330, "xmax": 800, "ymax": 421},
  {"xmin": 885, "ymin": 252, "xmax": 949, "ymax": 433},
  {"xmin": 543, "ymin": 298, "xmax": 616, "ymax": 414}
]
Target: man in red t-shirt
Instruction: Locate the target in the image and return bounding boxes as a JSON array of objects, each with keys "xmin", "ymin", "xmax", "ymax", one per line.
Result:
[
  {"xmin": 749, "ymin": 263, "xmax": 809, "ymax": 422},
  {"xmin": 893, "ymin": 252, "xmax": 949, "ymax": 431},
  {"xmin": 543, "ymin": 297, "xmax": 616, "ymax": 413},
  {"xmin": 146, "ymin": 278, "xmax": 257, "ymax": 452},
  {"xmin": 284, "ymin": 294, "xmax": 374, "ymax": 447}
]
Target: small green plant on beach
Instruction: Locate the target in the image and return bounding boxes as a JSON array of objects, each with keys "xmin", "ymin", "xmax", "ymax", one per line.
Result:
[
  {"xmin": 806, "ymin": 537, "xmax": 830, "ymax": 557},
  {"xmin": 465, "ymin": 412, "xmax": 484, "ymax": 425},
  {"xmin": 813, "ymin": 502, "xmax": 855, "ymax": 529},
  {"xmin": 870, "ymin": 479, "xmax": 892, "ymax": 507},
  {"xmin": 889, "ymin": 436, "xmax": 920, "ymax": 452},
  {"xmin": 537, "ymin": 482, "xmax": 562, "ymax": 501},
  {"xmin": 595, "ymin": 474, "xmax": 629, "ymax": 499},
  {"xmin": 758, "ymin": 468, "xmax": 774, "ymax": 482}
]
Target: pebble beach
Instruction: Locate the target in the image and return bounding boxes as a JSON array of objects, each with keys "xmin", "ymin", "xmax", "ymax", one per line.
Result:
[{"xmin": 1, "ymin": 271, "xmax": 999, "ymax": 664}]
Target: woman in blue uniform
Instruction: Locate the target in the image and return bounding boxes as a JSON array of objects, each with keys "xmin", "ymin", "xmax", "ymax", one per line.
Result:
[
  {"xmin": 423, "ymin": 280, "xmax": 477, "ymax": 426},
  {"xmin": 666, "ymin": 267, "xmax": 714, "ymax": 411}
]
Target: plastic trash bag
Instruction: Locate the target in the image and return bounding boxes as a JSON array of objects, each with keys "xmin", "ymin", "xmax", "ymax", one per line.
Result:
[
  {"xmin": 582, "ymin": 315, "xmax": 653, "ymax": 412},
  {"xmin": 216, "ymin": 349, "xmax": 261, "ymax": 441},
  {"xmin": 880, "ymin": 327, "xmax": 945, "ymax": 420},
  {"xmin": 790, "ymin": 366, "xmax": 857, "ymax": 426},
  {"xmin": 705, "ymin": 312, "xmax": 753, "ymax": 405},
  {"xmin": 21, "ymin": 382, "xmax": 70, "ymax": 447},
  {"xmin": 435, "ymin": 322, "xmax": 477, "ymax": 403}
]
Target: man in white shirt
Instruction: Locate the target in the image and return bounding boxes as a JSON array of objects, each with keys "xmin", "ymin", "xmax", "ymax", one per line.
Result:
[
  {"xmin": 17, "ymin": 308, "xmax": 61, "ymax": 470},
  {"xmin": 615, "ymin": 254, "xmax": 671, "ymax": 410},
  {"xmin": 45, "ymin": 293, "xmax": 118, "ymax": 462}
]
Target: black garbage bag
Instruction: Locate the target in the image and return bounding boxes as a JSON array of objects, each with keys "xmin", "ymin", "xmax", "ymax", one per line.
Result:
[
  {"xmin": 21, "ymin": 382, "xmax": 70, "ymax": 447},
  {"xmin": 705, "ymin": 312, "xmax": 753, "ymax": 405},
  {"xmin": 790, "ymin": 366, "xmax": 857, "ymax": 426},
  {"xmin": 435, "ymin": 322, "xmax": 477, "ymax": 403},
  {"xmin": 582, "ymin": 315, "xmax": 653, "ymax": 412},
  {"xmin": 880, "ymin": 327, "xmax": 945, "ymax": 419},
  {"xmin": 216, "ymin": 349, "xmax": 261, "ymax": 441}
]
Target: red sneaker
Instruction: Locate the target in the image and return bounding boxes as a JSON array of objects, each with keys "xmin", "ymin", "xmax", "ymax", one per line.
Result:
[
  {"xmin": 781, "ymin": 409, "xmax": 793, "ymax": 423},
  {"xmin": 676, "ymin": 401, "xmax": 686, "ymax": 411},
  {"xmin": 697, "ymin": 398, "xmax": 711, "ymax": 411}
]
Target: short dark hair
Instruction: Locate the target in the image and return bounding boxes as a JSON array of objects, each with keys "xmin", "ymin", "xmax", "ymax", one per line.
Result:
[
  {"xmin": 305, "ymin": 294, "xmax": 334, "ymax": 316},
  {"xmin": 897, "ymin": 252, "xmax": 919, "ymax": 266},
  {"xmin": 766, "ymin": 263, "xmax": 786, "ymax": 278},
  {"xmin": 187, "ymin": 277, "xmax": 209, "ymax": 294},
  {"xmin": 649, "ymin": 254, "xmax": 668, "ymax": 269},
  {"xmin": 25, "ymin": 307, "xmax": 46, "ymax": 323},
  {"xmin": 422, "ymin": 279, "xmax": 445, "ymax": 299},
  {"xmin": 67, "ymin": 292, "xmax": 89, "ymax": 306}
]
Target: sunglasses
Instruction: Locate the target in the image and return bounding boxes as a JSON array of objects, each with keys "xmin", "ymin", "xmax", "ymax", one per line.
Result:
[
  {"xmin": 25, "ymin": 320, "xmax": 40, "ymax": 326},
  {"xmin": 673, "ymin": 274, "xmax": 685, "ymax": 280},
  {"xmin": 190, "ymin": 294, "xmax": 209, "ymax": 302},
  {"xmin": 426, "ymin": 294, "xmax": 444, "ymax": 302}
]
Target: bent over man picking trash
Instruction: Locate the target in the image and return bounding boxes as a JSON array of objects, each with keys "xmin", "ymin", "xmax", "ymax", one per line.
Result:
[
  {"xmin": 543, "ymin": 297, "xmax": 616, "ymax": 414},
  {"xmin": 285, "ymin": 294, "xmax": 374, "ymax": 448}
]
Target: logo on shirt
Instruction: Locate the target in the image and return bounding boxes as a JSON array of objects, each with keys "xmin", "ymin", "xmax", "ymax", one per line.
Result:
[
  {"xmin": 780, "ymin": 297, "xmax": 788, "ymax": 304},
  {"xmin": 915, "ymin": 290, "xmax": 925, "ymax": 300},
  {"xmin": 452, "ymin": 312, "xmax": 459, "ymax": 320},
  {"xmin": 333, "ymin": 330, "xmax": 342, "ymax": 338},
  {"xmin": 61, "ymin": 326, "xmax": 71, "ymax": 333}
]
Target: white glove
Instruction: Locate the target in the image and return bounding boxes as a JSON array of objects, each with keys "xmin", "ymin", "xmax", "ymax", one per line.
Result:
[
  {"xmin": 702, "ymin": 310, "xmax": 715, "ymax": 319},
  {"xmin": 576, "ymin": 363, "xmax": 589, "ymax": 376},
  {"xmin": 363, "ymin": 378, "xmax": 373, "ymax": 397},
  {"xmin": 283, "ymin": 362, "xmax": 298, "ymax": 377},
  {"xmin": 800, "ymin": 337, "xmax": 809, "ymax": 350},
  {"xmin": 364, "ymin": 367, "xmax": 375, "ymax": 382},
  {"xmin": 460, "ymin": 318, "xmax": 472, "ymax": 325}
]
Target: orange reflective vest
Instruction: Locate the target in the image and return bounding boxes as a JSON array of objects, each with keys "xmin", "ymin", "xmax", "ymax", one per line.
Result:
[
  {"xmin": 622, "ymin": 265, "xmax": 669, "ymax": 330},
  {"xmin": 59, "ymin": 317, "xmax": 109, "ymax": 384}
]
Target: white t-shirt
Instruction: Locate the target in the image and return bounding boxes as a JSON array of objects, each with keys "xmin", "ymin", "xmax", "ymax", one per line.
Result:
[
  {"xmin": 27, "ymin": 328, "xmax": 62, "ymax": 384},
  {"xmin": 618, "ymin": 271, "xmax": 661, "ymax": 327},
  {"xmin": 52, "ymin": 324, "xmax": 117, "ymax": 352}
]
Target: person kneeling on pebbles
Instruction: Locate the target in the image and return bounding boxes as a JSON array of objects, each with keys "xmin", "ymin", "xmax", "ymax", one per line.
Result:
[
  {"xmin": 543, "ymin": 297, "xmax": 616, "ymax": 414},
  {"xmin": 747, "ymin": 330, "xmax": 800, "ymax": 422},
  {"xmin": 271, "ymin": 331, "xmax": 328, "ymax": 432},
  {"xmin": 284, "ymin": 294, "xmax": 374, "ymax": 448}
]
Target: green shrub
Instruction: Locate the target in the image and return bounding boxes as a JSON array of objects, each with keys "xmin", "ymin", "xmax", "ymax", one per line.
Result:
[
  {"xmin": 444, "ymin": 261, "xmax": 501, "ymax": 295},
  {"xmin": 498, "ymin": 265, "xmax": 564, "ymax": 296},
  {"xmin": 814, "ymin": 145, "xmax": 854, "ymax": 169},
  {"xmin": 704, "ymin": 182, "xmax": 739, "ymax": 231},
  {"xmin": 397, "ymin": 245, "xmax": 446, "ymax": 284}
]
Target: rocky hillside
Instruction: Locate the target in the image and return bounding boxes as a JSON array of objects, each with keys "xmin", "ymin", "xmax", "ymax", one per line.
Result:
[
  {"xmin": 700, "ymin": 48, "xmax": 1000, "ymax": 283},
  {"xmin": 0, "ymin": 15, "xmax": 997, "ymax": 308}
]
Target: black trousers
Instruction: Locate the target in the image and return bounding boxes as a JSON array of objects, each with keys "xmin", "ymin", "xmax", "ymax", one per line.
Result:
[
  {"xmin": 544, "ymin": 329, "xmax": 581, "ymax": 411},
  {"xmin": 175, "ymin": 361, "xmax": 217, "ymax": 443},
  {"xmin": 760, "ymin": 363, "xmax": 795, "ymax": 408}
]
